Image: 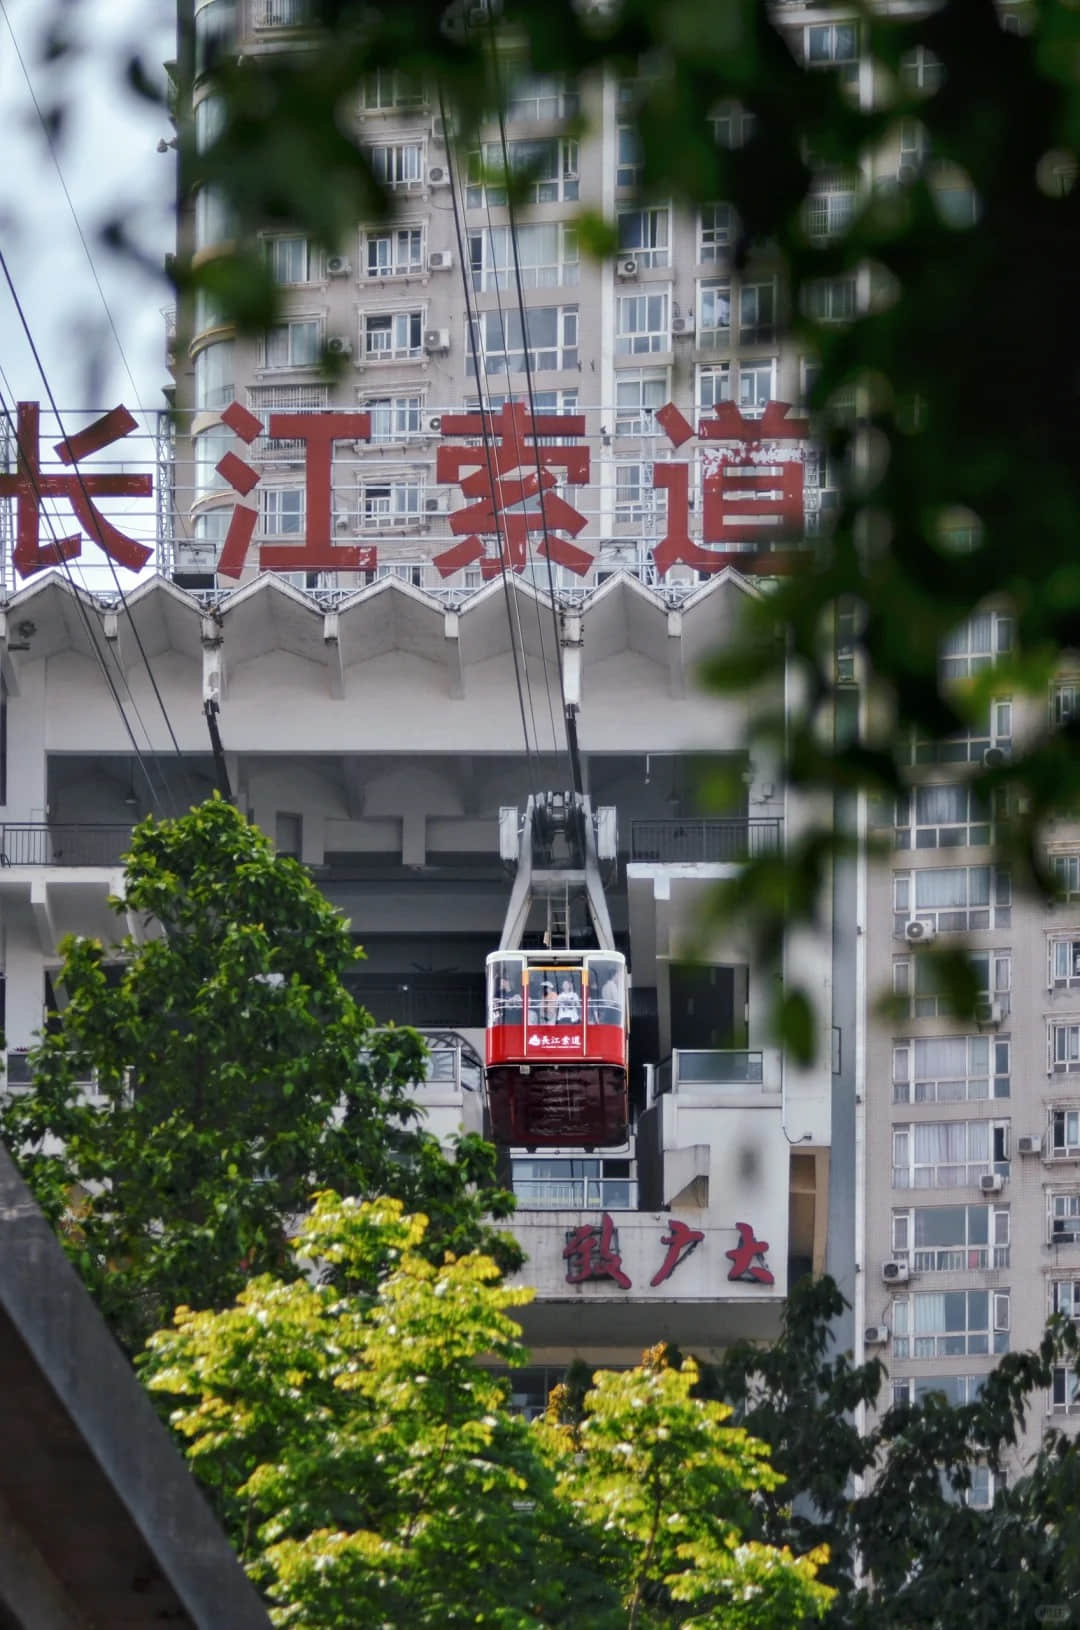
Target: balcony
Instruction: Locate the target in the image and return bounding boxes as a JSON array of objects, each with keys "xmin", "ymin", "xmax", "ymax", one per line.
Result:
[
  {"xmin": 513, "ymin": 1178, "xmax": 638, "ymax": 1211},
  {"xmin": 630, "ymin": 819, "xmax": 781, "ymax": 864},
  {"xmin": 0, "ymin": 824, "xmax": 133, "ymax": 867},
  {"xmin": 652, "ymin": 1048, "xmax": 781, "ymax": 1096}
]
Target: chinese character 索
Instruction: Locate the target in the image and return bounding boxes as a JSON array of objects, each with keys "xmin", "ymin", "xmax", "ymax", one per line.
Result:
[{"xmin": 432, "ymin": 401, "xmax": 592, "ymax": 580}]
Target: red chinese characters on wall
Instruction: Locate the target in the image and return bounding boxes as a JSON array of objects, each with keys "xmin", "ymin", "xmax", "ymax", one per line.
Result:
[
  {"xmin": 650, "ymin": 400, "xmax": 810, "ymax": 577},
  {"xmin": 432, "ymin": 402, "xmax": 592, "ymax": 579},
  {"xmin": 562, "ymin": 1216, "xmax": 772, "ymax": 1291},
  {"xmin": 214, "ymin": 402, "xmax": 378, "ymax": 579},
  {"xmin": 0, "ymin": 402, "xmax": 153, "ymax": 580}
]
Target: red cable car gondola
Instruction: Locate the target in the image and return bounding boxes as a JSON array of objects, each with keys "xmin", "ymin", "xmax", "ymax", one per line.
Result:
[{"xmin": 485, "ymin": 950, "xmax": 629, "ymax": 1148}]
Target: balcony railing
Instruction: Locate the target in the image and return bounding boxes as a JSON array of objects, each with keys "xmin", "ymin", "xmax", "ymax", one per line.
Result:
[
  {"xmin": 630, "ymin": 818, "xmax": 781, "ymax": 863},
  {"xmin": 513, "ymin": 1178, "xmax": 638, "ymax": 1210},
  {"xmin": 0, "ymin": 824, "xmax": 133, "ymax": 867},
  {"xmin": 652, "ymin": 1048, "xmax": 779, "ymax": 1097}
]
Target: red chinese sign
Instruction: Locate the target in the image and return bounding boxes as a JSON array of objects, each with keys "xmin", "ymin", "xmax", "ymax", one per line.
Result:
[
  {"xmin": 725, "ymin": 1221, "xmax": 775, "ymax": 1285},
  {"xmin": 2, "ymin": 398, "xmax": 816, "ymax": 583},
  {"xmin": 0, "ymin": 403, "xmax": 152, "ymax": 579},
  {"xmin": 562, "ymin": 1215, "xmax": 771, "ymax": 1290}
]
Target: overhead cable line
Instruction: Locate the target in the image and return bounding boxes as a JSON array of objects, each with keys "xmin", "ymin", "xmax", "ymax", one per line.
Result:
[{"xmin": 439, "ymin": 88, "xmax": 542, "ymax": 795}]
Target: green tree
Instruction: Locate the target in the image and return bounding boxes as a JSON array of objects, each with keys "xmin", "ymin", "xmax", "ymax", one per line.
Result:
[
  {"xmin": 0, "ymin": 797, "xmax": 518, "ymax": 1353},
  {"xmin": 141, "ymin": 1191, "xmax": 834, "ymax": 1630}
]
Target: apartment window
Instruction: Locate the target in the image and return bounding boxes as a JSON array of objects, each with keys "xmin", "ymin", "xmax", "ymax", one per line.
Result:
[
  {"xmin": 376, "ymin": 561, "xmax": 425, "ymax": 586},
  {"xmin": 194, "ymin": 0, "xmax": 235, "ymax": 77},
  {"xmin": 893, "ymin": 1036, "xmax": 1010, "ymax": 1104},
  {"xmin": 264, "ymin": 236, "xmax": 312, "ymax": 284},
  {"xmin": 469, "ymin": 305, "xmax": 578, "ymax": 374},
  {"xmin": 193, "ymin": 341, "xmax": 234, "ymax": 412},
  {"xmin": 511, "ymin": 1157, "xmax": 634, "ymax": 1209},
  {"xmin": 367, "ymin": 228, "xmax": 424, "ymax": 278},
  {"xmin": 370, "ymin": 142, "xmax": 424, "ymax": 188},
  {"xmin": 1052, "ymin": 854, "xmax": 1080, "ymax": 901},
  {"xmin": 891, "ymin": 1120, "xmax": 1009, "ymax": 1190},
  {"xmin": 467, "ymin": 389, "xmax": 579, "ymax": 418},
  {"xmin": 739, "ymin": 280, "xmax": 776, "ymax": 344},
  {"xmin": 1052, "ymin": 1110, "xmax": 1080, "ymax": 1156},
  {"xmin": 614, "ymin": 462, "xmax": 655, "ymax": 524},
  {"xmin": 804, "ymin": 275, "xmax": 857, "ymax": 323},
  {"xmin": 698, "ymin": 280, "xmax": 731, "ymax": 349},
  {"xmin": 361, "ymin": 69, "xmax": 425, "ymax": 110},
  {"xmin": 1052, "ymin": 679, "xmax": 1080, "ymax": 726},
  {"xmin": 615, "ymin": 292, "xmax": 669, "ymax": 355},
  {"xmin": 1051, "ymin": 1027, "xmax": 1080, "ymax": 1074},
  {"xmin": 256, "ymin": 0, "xmax": 313, "ymax": 26},
  {"xmin": 194, "ymin": 186, "xmax": 235, "ymax": 251},
  {"xmin": 805, "ymin": 176, "xmax": 857, "ymax": 241},
  {"xmin": 892, "ymin": 1204, "xmax": 1010, "ymax": 1271},
  {"xmin": 193, "ymin": 426, "xmax": 231, "ymax": 497},
  {"xmin": 892, "ymin": 1290, "xmax": 1010, "ymax": 1359},
  {"xmin": 362, "ymin": 479, "xmax": 423, "ymax": 525},
  {"xmin": 805, "ymin": 22, "xmax": 859, "ymax": 66},
  {"xmin": 738, "ymin": 360, "xmax": 777, "ymax": 419},
  {"xmin": 901, "ymin": 45, "xmax": 945, "ymax": 94},
  {"xmin": 468, "ymin": 223, "xmax": 578, "ymax": 291},
  {"xmin": 614, "ymin": 371, "xmax": 667, "ymax": 436},
  {"xmin": 910, "ymin": 698, "xmax": 1012, "ymax": 764},
  {"xmin": 1050, "ymin": 938, "xmax": 1080, "ymax": 990},
  {"xmin": 261, "ymin": 487, "xmax": 305, "ymax": 536},
  {"xmin": 894, "ymin": 783, "xmax": 992, "ymax": 849},
  {"xmin": 617, "ymin": 207, "xmax": 671, "ymax": 268},
  {"xmin": 893, "ymin": 865, "xmax": 1011, "ymax": 933},
  {"xmin": 695, "ymin": 204, "xmax": 734, "ymax": 264},
  {"xmin": 1051, "ymin": 1280, "xmax": 1080, "ymax": 1318},
  {"xmin": 364, "ymin": 310, "xmax": 424, "ymax": 361},
  {"xmin": 892, "ymin": 1374, "xmax": 983, "ymax": 1408},
  {"xmin": 1051, "ymin": 1191, "xmax": 1080, "ymax": 1240},
  {"xmin": 710, "ymin": 101, "xmax": 756, "ymax": 148},
  {"xmin": 892, "ymin": 951, "xmax": 1011, "ymax": 1020},
  {"xmin": 365, "ymin": 397, "xmax": 423, "ymax": 442},
  {"xmin": 505, "ymin": 73, "xmax": 578, "ymax": 122},
  {"xmin": 940, "ymin": 610, "xmax": 1013, "ymax": 678},
  {"xmin": 1051, "ymin": 1368, "xmax": 1080, "ymax": 1413},
  {"xmin": 933, "ymin": 177, "xmax": 979, "ymax": 228},
  {"xmin": 263, "ymin": 319, "xmax": 321, "ymax": 369},
  {"xmin": 617, "ymin": 124, "xmax": 643, "ymax": 189},
  {"xmin": 697, "ymin": 364, "xmax": 732, "ymax": 415},
  {"xmin": 466, "ymin": 139, "xmax": 579, "ymax": 207}
]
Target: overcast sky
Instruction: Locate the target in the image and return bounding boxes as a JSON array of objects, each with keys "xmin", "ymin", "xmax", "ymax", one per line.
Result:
[{"xmin": 0, "ymin": 0, "xmax": 178, "ymax": 583}]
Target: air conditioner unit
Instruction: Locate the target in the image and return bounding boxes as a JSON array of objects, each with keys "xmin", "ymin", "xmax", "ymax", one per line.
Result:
[
  {"xmin": 428, "ymin": 250, "xmax": 453, "ymax": 272},
  {"xmin": 1018, "ymin": 1134, "xmax": 1042, "ymax": 1156},
  {"xmin": 980, "ymin": 1172, "xmax": 1006, "ymax": 1194},
  {"xmin": 326, "ymin": 254, "xmax": 352, "ymax": 277},
  {"xmin": 864, "ymin": 1324, "xmax": 889, "ymax": 1346},
  {"xmin": 983, "ymin": 744, "xmax": 1011, "ymax": 768},
  {"xmin": 616, "ymin": 256, "xmax": 639, "ymax": 279},
  {"xmin": 672, "ymin": 315, "xmax": 695, "ymax": 336},
  {"xmin": 975, "ymin": 998, "xmax": 1003, "ymax": 1027},
  {"xmin": 425, "ymin": 413, "xmax": 443, "ymax": 434},
  {"xmin": 882, "ymin": 1260, "xmax": 910, "ymax": 1284},
  {"xmin": 428, "ymin": 166, "xmax": 451, "ymax": 188},
  {"xmin": 326, "ymin": 335, "xmax": 353, "ymax": 357},
  {"xmin": 431, "ymin": 115, "xmax": 451, "ymax": 142},
  {"xmin": 423, "ymin": 327, "xmax": 450, "ymax": 353},
  {"xmin": 424, "ymin": 495, "xmax": 447, "ymax": 514},
  {"xmin": 897, "ymin": 161, "xmax": 919, "ymax": 184},
  {"xmin": 903, "ymin": 919, "xmax": 936, "ymax": 945}
]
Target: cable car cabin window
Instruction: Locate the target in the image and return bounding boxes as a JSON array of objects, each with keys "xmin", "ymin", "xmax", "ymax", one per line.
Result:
[
  {"xmin": 528, "ymin": 967, "xmax": 582, "ymax": 1025},
  {"xmin": 588, "ymin": 958, "xmax": 624, "ymax": 1026},
  {"xmin": 489, "ymin": 959, "xmax": 524, "ymax": 1026}
]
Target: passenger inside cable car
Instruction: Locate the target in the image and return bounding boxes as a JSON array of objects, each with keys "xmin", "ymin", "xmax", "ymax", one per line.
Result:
[{"xmin": 484, "ymin": 951, "xmax": 629, "ymax": 1147}]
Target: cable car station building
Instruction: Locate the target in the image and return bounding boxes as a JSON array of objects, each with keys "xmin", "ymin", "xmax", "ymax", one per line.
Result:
[{"xmin": 0, "ymin": 566, "xmax": 835, "ymax": 1382}]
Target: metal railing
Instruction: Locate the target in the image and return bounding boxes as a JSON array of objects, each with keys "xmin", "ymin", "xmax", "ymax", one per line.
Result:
[
  {"xmin": 0, "ymin": 824, "xmax": 133, "ymax": 867},
  {"xmin": 630, "ymin": 819, "xmax": 781, "ymax": 863},
  {"xmin": 513, "ymin": 1178, "xmax": 638, "ymax": 1210},
  {"xmin": 910, "ymin": 1245, "xmax": 1011, "ymax": 1272},
  {"xmin": 653, "ymin": 1049, "xmax": 776, "ymax": 1097}
]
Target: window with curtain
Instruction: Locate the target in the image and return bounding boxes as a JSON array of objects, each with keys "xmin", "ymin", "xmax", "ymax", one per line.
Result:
[
  {"xmin": 892, "ymin": 1289, "xmax": 1008, "ymax": 1358},
  {"xmin": 892, "ymin": 1119, "xmax": 1008, "ymax": 1187},
  {"xmin": 892, "ymin": 1035, "xmax": 1009, "ymax": 1103},
  {"xmin": 894, "ymin": 783, "xmax": 991, "ymax": 849}
]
